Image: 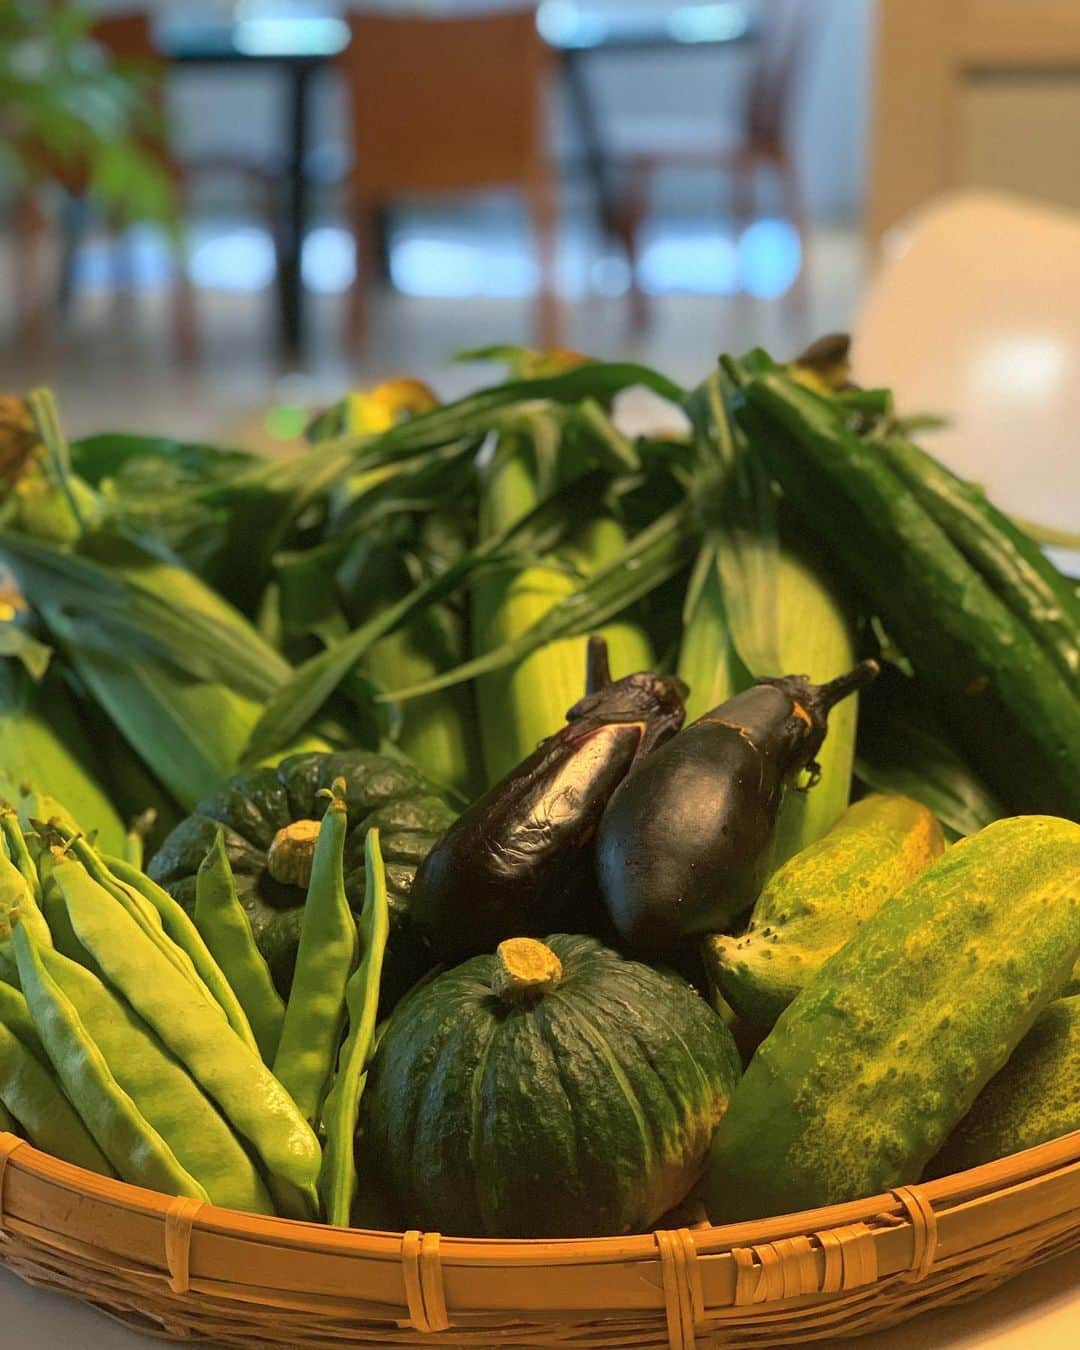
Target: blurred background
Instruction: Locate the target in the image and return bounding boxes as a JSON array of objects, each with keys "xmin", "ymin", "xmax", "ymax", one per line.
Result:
[{"xmin": 2, "ymin": 0, "xmax": 1080, "ymax": 451}]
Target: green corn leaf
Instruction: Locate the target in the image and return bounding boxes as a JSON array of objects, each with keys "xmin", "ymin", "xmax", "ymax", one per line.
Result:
[
  {"xmin": 242, "ymin": 472, "xmax": 616, "ymax": 762},
  {"xmin": 854, "ymin": 665, "xmax": 1005, "ymax": 838},
  {"xmin": 311, "ymin": 362, "xmax": 685, "ymax": 467},
  {"xmin": 383, "ymin": 503, "xmax": 698, "ymax": 705},
  {"xmin": 0, "ymin": 529, "xmax": 289, "ymax": 700},
  {"xmin": 686, "ymin": 363, "xmax": 781, "ymax": 678}
]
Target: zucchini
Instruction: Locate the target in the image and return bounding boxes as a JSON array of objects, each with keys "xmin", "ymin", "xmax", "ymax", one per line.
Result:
[
  {"xmin": 706, "ymin": 794, "xmax": 944, "ymax": 1031},
  {"xmin": 743, "ymin": 374, "xmax": 1080, "ymax": 818},
  {"xmin": 927, "ymin": 995, "xmax": 1080, "ymax": 1176},
  {"xmin": 703, "ymin": 815, "xmax": 1080, "ymax": 1221},
  {"xmin": 877, "ymin": 434, "xmax": 1079, "ymax": 690}
]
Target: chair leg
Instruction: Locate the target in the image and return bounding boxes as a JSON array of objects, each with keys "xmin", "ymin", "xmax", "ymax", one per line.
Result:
[
  {"xmin": 731, "ymin": 151, "xmax": 756, "ymax": 250},
  {"xmin": 345, "ymin": 200, "xmax": 378, "ymax": 353},
  {"xmin": 615, "ymin": 158, "xmax": 650, "ymax": 332},
  {"xmin": 776, "ymin": 152, "xmax": 810, "ymax": 316},
  {"xmin": 13, "ymin": 196, "xmax": 50, "ymax": 348},
  {"xmin": 172, "ymin": 235, "xmax": 198, "ymax": 366},
  {"xmin": 526, "ymin": 176, "xmax": 559, "ymax": 350},
  {"xmin": 57, "ymin": 194, "xmax": 89, "ymax": 316}
]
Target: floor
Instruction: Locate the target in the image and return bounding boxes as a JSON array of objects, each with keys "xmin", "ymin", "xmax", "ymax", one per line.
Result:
[{"xmin": 0, "ymin": 214, "xmax": 867, "ymax": 447}]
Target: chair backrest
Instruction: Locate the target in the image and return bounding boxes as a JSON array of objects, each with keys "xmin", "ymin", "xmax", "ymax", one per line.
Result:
[
  {"xmin": 744, "ymin": 0, "xmax": 814, "ymax": 153},
  {"xmin": 340, "ymin": 8, "xmax": 550, "ymax": 199},
  {"xmin": 92, "ymin": 11, "xmax": 156, "ymax": 63}
]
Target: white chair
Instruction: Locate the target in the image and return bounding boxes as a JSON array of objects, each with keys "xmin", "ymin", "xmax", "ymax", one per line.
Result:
[{"xmin": 853, "ymin": 190, "xmax": 1080, "ymax": 570}]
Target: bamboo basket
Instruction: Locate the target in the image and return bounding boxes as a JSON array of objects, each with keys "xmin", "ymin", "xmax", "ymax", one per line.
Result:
[{"xmin": 0, "ymin": 1130, "xmax": 1077, "ymax": 1349}]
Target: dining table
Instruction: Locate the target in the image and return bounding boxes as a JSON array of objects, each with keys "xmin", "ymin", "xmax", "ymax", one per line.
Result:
[{"xmin": 157, "ymin": 2, "xmax": 756, "ymax": 358}]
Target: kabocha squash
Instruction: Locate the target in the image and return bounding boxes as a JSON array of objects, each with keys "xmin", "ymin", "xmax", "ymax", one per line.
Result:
[
  {"xmin": 926, "ymin": 996, "xmax": 1080, "ymax": 1177},
  {"xmin": 356, "ymin": 934, "xmax": 741, "ymax": 1238},
  {"xmin": 148, "ymin": 751, "xmax": 455, "ymax": 1010},
  {"xmin": 706, "ymin": 794, "xmax": 945, "ymax": 1031},
  {"xmin": 703, "ymin": 815, "xmax": 1080, "ymax": 1222}
]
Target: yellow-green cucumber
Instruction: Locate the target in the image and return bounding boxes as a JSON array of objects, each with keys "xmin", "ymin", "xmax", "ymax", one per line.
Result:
[
  {"xmin": 926, "ymin": 996, "xmax": 1080, "ymax": 1177},
  {"xmin": 705, "ymin": 794, "xmax": 945, "ymax": 1031},
  {"xmin": 703, "ymin": 815, "xmax": 1080, "ymax": 1221}
]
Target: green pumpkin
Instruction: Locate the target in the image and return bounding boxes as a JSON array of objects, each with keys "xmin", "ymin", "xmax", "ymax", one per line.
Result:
[
  {"xmin": 356, "ymin": 934, "xmax": 741, "ymax": 1237},
  {"xmin": 148, "ymin": 751, "xmax": 456, "ymax": 1009}
]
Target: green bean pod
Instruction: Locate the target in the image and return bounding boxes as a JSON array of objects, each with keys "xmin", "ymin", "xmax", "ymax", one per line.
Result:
[
  {"xmin": 36, "ymin": 942, "xmax": 274, "ymax": 1214},
  {"xmin": 319, "ymin": 829, "xmax": 390, "ymax": 1227},
  {"xmin": 194, "ymin": 830, "xmax": 285, "ymax": 1067},
  {"xmin": 46, "ymin": 827, "xmax": 228, "ymax": 1029},
  {"xmin": 0, "ymin": 847, "xmax": 52, "ymax": 958},
  {"xmin": 274, "ymin": 783, "xmax": 358, "ymax": 1127},
  {"xmin": 0, "ymin": 1099, "xmax": 18, "ymax": 1135},
  {"xmin": 104, "ymin": 851, "xmax": 260, "ymax": 1054},
  {"xmin": 0, "ymin": 1020, "xmax": 113, "ymax": 1175},
  {"xmin": 52, "ymin": 852, "xmax": 321, "ymax": 1200},
  {"xmin": 14, "ymin": 923, "xmax": 209, "ymax": 1201},
  {"xmin": 0, "ymin": 979, "xmax": 48, "ymax": 1066},
  {"xmin": 0, "ymin": 807, "xmax": 43, "ymax": 903},
  {"xmin": 35, "ymin": 854, "xmax": 91, "ymax": 967}
]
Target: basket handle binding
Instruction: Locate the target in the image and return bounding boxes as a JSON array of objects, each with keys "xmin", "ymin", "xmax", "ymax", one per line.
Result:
[
  {"xmin": 0, "ymin": 1131, "xmax": 30, "ymax": 1232},
  {"xmin": 164, "ymin": 1195, "xmax": 206, "ymax": 1294},
  {"xmin": 654, "ymin": 1184, "xmax": 939, "ymax": 1350},
  {"xmin": 402, "ymin": 1229, "xmax": 449, "ymax": 1333}
]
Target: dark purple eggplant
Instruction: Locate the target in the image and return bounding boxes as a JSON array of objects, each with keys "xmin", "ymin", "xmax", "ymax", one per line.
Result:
[
  {"xmin": 596, "ymin": 660, "xmax": 880, "ymax": 955},
  {"xmin": 408, "ymin": 640, "xmax": 688, "ymax": 961}
]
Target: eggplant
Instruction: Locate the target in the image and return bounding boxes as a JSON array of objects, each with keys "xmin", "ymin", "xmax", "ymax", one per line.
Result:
[
  {"xmin": 409, "ymin": 639, "xmax": 688, "ymax": 961},
  {"xmin": 596, "ymin": 660, "xmax": 880, "ymax": 955}
]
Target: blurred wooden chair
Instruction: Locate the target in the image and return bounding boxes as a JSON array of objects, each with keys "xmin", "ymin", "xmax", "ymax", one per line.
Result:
[
  {"xmin": 339, "ymin": 9, "xmax": 559, "ymax": 349},
  {"xmin": 13, "ymin": 11, "xmax": 275, "ymax": 359},
  {"xmin": 614, "ymin": 0, "xmax": 813, "ymax": 328}
]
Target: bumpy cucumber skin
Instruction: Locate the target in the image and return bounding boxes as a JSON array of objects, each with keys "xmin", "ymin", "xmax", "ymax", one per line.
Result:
[
  {"xmin": 707, "ymin": 795, "xmax": 944, "ymax": 1031},
  {"xmin": 744, "ymin": 378, "xmax": 1080, "ymax": 818},
  {"xmin": 703, "ymin": 816, "xmax": 1080, "ymax": 1222},
  {"xmin": 926, "ymin": 996, "xmax": 1080, "ymax": 1177}
]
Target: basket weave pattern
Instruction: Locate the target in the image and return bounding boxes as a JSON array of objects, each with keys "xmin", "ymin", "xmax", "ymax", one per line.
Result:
[{"xmin": 1, "ymin": 1130, "xmax": 1077, "ymax": 1349}]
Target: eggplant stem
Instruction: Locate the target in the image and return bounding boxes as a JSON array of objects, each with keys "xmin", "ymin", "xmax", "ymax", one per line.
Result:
[
  {"xmin": 815, "ymin": 659, "xmax": 880, "ymax": 712},
  {"xmin": 585, "ymin": 634, "xmax": 613, "ymax": 695}
]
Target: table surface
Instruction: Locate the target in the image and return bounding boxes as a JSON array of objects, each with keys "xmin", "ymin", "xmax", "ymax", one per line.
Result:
[
  {"xmin": 3, "ymin": 1249, "xmax": 1077, "ymax": 1348},
  {"xmin": 159, "ymin": 1, "xmax": 754, "ymax": 60}
]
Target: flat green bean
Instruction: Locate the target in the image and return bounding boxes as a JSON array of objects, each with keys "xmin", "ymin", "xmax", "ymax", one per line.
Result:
[
  {"xmin": 273, "ymin": 782, "xmax": 357, "ymax": 1127},
  {"xmin": 48, "ymin": 827, "xmax": 224, "ymax": 1019},
  {"xmin": 36, "ymin": 855, "xmax": 93, "ymax": 967},
  {"xmin": 37, "ymin": 942, "xmax": 274, "ymax": 1215},
  {"xmin": 0, "ymin": 1019, "xmax": 114, "ymax": 1176},
  {"xmin": 0, "ymin": 847, "xmax": 51, "ymax": 958},
  {"xmin": 0, "ymin": 807, "xmax": 43, "ymax": 903},
  {"xmin": 194, "ymin": 830, "xmax": 285, "ymax": 1066},
  {"xmin": 104, "ymin": 852, "xmax": 260, "ymax": 1054},
  {"xmin": 0, "ymin": 1098, "xmax": 19, "ymax": 1135},
  {"xmin": 319, "ymin": 829, "xmax": 390, "ymax": 1227},
  {"xmin": 0, "ymin": 979, "xmax": 48, "ymax": 1065},
  {"xmin": 54, "ymin": 853, "xmax": 321, "ymax": 1201},
  {"xmin": 14, "ymin": 923, "xmax": 209, "ymax": 1201}
]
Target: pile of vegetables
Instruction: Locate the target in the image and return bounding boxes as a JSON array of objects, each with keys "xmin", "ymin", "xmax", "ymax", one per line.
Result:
[{"xmin": 0, "ymin": 335, "xmax": 1078, "ymax": 1239}]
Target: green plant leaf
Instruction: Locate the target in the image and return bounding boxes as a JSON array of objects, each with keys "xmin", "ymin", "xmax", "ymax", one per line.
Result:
[
  {"xmin": 0, "ymin": 528, "xmax": 290, "ymax": 700},
  {"xmin": 382, "ymin": 502, "xmax": 698, "ymax": 704},
  {"xmin": 242, "ymin": 472, "xmax": 617, "ymax": 761}
]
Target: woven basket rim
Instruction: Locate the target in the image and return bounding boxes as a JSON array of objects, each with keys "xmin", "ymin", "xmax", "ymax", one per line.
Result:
[
  {"xmin": 2, "ymin": 1126, "xmax": 1077, "ymax": 1255},
  {"xmin": 2, "ymin": 1128, "xmax": 1078, "ymax": 1348}
]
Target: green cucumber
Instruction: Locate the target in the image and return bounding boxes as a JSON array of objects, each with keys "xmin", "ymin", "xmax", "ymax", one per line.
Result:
[
  {"xmin": 926, "ymin": 996, "xmax": 1080, "ymax": 1177},
  {"xmin": 877, "ymin": 434, "xmax": 1079, "ymax": 690},
  {"xmin": 705, "ymin": 794, "xmax": 945, "ymax": 1031},
  {"xmin": 703, "ymin": 815, "xmax": 1080, "ymax": 1221},
  {"xmin": 742, "ymin": 374, "xmax": 1080, "ymax": 818}
]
